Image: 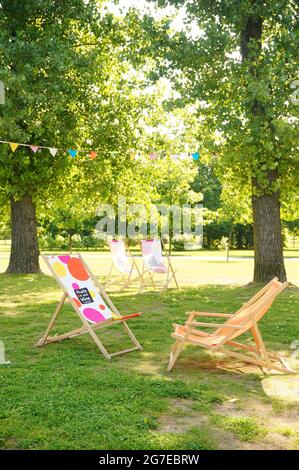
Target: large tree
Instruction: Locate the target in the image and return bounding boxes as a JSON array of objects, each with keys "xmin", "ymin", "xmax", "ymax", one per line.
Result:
[
  {"xmin": 0, "ymin": 0, "xmax": 101, "ymax": 273},
  {"xmin": 0, "ymin": 0, "xmax": 153, "ymax": 273},
  {"xmin": 150, "ymin": 0, "xmax": 299, "ymax": 281}
]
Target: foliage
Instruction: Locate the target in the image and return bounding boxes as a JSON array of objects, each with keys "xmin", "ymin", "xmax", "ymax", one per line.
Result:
[
  {"xmin": 147, "ymin": 0, "xmax": 299, "ymax": 207},
  {"xmin": 192, "ymin": 161, "xmax": 222, "ymax": 211},
  {"xmin": 0, "ymin": 1, "xmax": 164, "ymax": 208},
  {"xmin": 0, "ymin": 0, "xmax": 99, "ymax": 202}
]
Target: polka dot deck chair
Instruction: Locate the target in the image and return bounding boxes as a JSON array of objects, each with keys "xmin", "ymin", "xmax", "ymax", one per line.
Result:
[
  {"xmin": 37, "ymin": 254, "xmax": 142, "ymax": 360},
  {"xmin": 140, "ymin": 239, "xmax": 179, "ymax": 291},
  {"xmin": 105, "ymin": 240, "xmax": 145, "ymax": 291}
]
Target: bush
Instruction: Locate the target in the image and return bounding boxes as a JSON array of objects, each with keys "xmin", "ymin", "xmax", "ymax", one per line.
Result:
[{"xmin": 39, "ymin": 233, "xmax": 106, "ymax": 251}]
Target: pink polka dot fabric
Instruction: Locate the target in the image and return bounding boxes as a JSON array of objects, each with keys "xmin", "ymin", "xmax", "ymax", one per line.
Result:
[
  {"xmin": 109, "ymin": 240, "xmax": 133, "ymax": 274},
  {"xmin": 82, "ymin": 308, "xmax": 106, "ymax": 323},
  {"xmin": 141, "ymin": 240, "xmax": 167, "ymax": 273},
  {"xmin": 47, "ymin": 255, "xmax": 114, "ymax": 324}
]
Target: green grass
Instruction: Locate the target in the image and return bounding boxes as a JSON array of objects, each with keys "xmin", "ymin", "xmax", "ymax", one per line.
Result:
[
  {"xmin": 211, "ymin": 415, "xmax": 267, "ymax": 442},
  {"xmin": 1, "ymin": 249, "xmax": 299, "ymax": 287},
  {"xmin": 1, "ymin": 268, "xmax": 299, "ymax": 450}
]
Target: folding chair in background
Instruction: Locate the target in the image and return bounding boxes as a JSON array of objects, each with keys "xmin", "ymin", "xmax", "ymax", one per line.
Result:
[
  {"xmin": 168, "ymin": 278, "xmax": 294, "ymax": 373},
  {"xmin": 105, "ymin": 239, "xmax": 145, "ymax": 290},
  {"xmin": 140, "ymin": 239, "xmax": 179, "ymax": 291},
  {"xmin": 38, "ymin": 254, "xmax": 142, "ymax": 360}
]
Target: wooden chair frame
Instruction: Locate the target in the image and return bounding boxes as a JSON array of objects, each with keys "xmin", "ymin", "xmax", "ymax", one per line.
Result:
[
  {"xmin": 168, "ymin": 279, "xmax": 294, "ymax": 374},
  {"xmin": 140, "ymin": 240, "xmax": 179, "ymax": 291},
  {"xmin": 105, "ymin": 241, "xmax": 145, "ymax": 291},
  {"xmin": 38, "ymin": 254, "xmax": 142, "ymax": 360}
]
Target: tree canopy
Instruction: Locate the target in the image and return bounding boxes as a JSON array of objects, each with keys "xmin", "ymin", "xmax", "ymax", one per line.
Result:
[{"xmin": 0, "ymin": 0, "xmax": 298, "ymax": 279}]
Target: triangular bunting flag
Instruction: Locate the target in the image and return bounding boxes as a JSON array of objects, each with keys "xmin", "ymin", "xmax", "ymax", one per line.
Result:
[
  {"xmin": 90, "ymin": 151, "xmax": 97, "ymax": 160},
  {"xmin": 49, "ymin": 147, "xmax": 58, "ymax": 156},
  {"xmin": 191, "ymin": 152, "xmax": 200, "ymax": 161},
  {"xmin": 149, "ymin": 153, "xmax": 157, "ymax": 160},
  {"xmin": 9, "ymin": 142, "xmax": 19, "ymax": 153},
  {"xmin": 30, "ymin": 145, "xmax": 39, "ymax": 153},
  {"xmin": 170, "ymin": 154, "xmax": 179, "ymax": 161},
  {"xmin": 68, "ymin": 149, "xmax": 78, "ymax": 158}
]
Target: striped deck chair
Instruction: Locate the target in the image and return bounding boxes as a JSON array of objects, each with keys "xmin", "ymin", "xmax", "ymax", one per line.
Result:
[
  {"xmin": 38, "ymin": 254, "xmax": 142, "ymax": 360},
  {"xmin": 140, "ymin": 239, "xmax": 179, "ymax": 291},
  {"xmin": 168, "ymin": 278, "xmax": 294, "ymax": 374},
  {"xmin": 105, "ymin": 240, "xmax": 144, "ymax": 290}
]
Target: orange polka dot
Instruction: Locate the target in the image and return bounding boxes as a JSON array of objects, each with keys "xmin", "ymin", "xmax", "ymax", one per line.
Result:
[
  {"xmin": 99, "ymin": 304, "xmax": 106, "ymax": 310},
  {"xmin": 67, "ymin": 258, "xmax": 89, "ymax": 281},
  {"xmin": 72, "ymin": 298, "xmax": 81, "ymax": 308}
]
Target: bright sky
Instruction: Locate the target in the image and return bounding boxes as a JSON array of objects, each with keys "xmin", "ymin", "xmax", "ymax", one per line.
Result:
[
  {"xmin": 107, "ymin": 0, "xmax": 177, "ymax": 17},
  {"xmin": 105, "ymin": 1, "xmax": 204, "ymax": 144},
  {"xmin": 106, "ymin": 0, "xmax": 203, "ymax": 38}
]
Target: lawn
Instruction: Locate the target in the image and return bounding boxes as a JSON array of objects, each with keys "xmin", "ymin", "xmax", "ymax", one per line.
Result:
[
  {"xmin": 0, "ymin": 252, "xmax": 299, "ymax": 450},
  {"xmin": 1, "ymin": 249, "xmax": 299, "ymax": 286}
]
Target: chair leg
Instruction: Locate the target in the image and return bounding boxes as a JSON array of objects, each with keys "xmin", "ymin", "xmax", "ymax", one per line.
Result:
[
  {"xmin": 149, "ymin": 271, "xmax": 156, "ymax": 289},
  {"xmin": 124, "ymin": 265, "xmax": 134, "ymax": 288},
  {"xmin": 167, "ymin": 339, "xmax": 185, "ymax": 371},
  {"xmin": 37, "ymin": 293, "xmax": 67, "ymax": 346},
  {"xmin": 165, "ymin": 267, "xmax": 170, "ymax": 290},
  {"xmin": 84, "ymin": 321, "xmax": 111, "ymax": 359},
  {"xmin": 138, "ymin": 264, "xmax": 147, "ymax": 293},
  {"xmin": 218, "ymin": 347, "xmax": 294, "ymax": 374},
  {"xmin": 250, "ymin": 318, "xmax": 274, "ymax": 371},
  {"xmin": 132, "ymin": 260, "xmax": 146, "ymax": 291},
  {"xmin": 173, "ymin": 272, "xmax": 179, "ymax": 290},
  {"xmin": 122, "ymin": 321, "xmax": 143, "ymax": 351},
  {"xmin": 104, "ymin": 264, "xmax": 114, "ymax": 288},
  {"xmin": 168, "ymin": 257, "xmax": 179, "ymax": 290}
]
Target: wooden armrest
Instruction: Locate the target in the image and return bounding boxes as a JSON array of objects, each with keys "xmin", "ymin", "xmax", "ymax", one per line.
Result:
[
  {"xmin": 186, "ymin": 311, "xmax": 233, "ymax": 318},
  {"xmin": 186, "ymin": 321, "xmax": 243, "ymax": 329}
]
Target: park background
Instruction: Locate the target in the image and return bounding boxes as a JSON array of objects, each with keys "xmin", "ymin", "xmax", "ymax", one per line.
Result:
[{"xmin": 0, "ymin": 0, "xmax": 299, "ymax": 451}]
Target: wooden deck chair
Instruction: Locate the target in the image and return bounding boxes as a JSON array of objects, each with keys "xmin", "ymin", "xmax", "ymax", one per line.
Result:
[
  {"xmin": 168, "ymin": 278, "xmax": 294, "ymax": 374},
  {"xmin": 140, "ymin": 239, "xmax": 179, "ymax": 291},
  {"xmin": 38, "ymin": 254, "xmax": 143, "ymax": 360},
  {"xmin": 105, "ymin": 240, "xmax": 145, "ymax": 290}
]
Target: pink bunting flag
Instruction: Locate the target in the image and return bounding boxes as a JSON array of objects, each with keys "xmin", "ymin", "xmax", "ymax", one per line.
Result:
[
  {"xmin": 49, "ymin": 148, "xmax": 58, "ymax": 156},
  {"xmin": 30, "ymin": 145, "xmax": 39, "ymax": 153},
  {"xmin": 149, "ymin": 153, "xmax": 157, "ymax": 160}
]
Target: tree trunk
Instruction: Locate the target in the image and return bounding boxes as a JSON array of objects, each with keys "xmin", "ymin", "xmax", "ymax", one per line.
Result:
[
  {"xmin": 169, "ymin": 234, "xmax": 172, "ymax": 255},
  {"xmin": 6, "ymin": 194, "xmax": 41, "ymax": 274},
  {"xmin": 68, "ymin": 234, "xmax": 73, "ymax": 254},
  {"xmin": 241, "ymin": 12, "xmax": 287, "ymax": 283},
  {"xmin": 226, "ymin": 223, "xmax": 233, "ymax": 262},
  {"xmin": 252, "ymin": 184, "xmax": 286, "ymax": 282}
]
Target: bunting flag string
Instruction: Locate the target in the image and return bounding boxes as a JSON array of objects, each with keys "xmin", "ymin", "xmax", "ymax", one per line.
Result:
[{"xmin": 0, "ymin": 139, "xmax": 200, "ymax": 163}]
